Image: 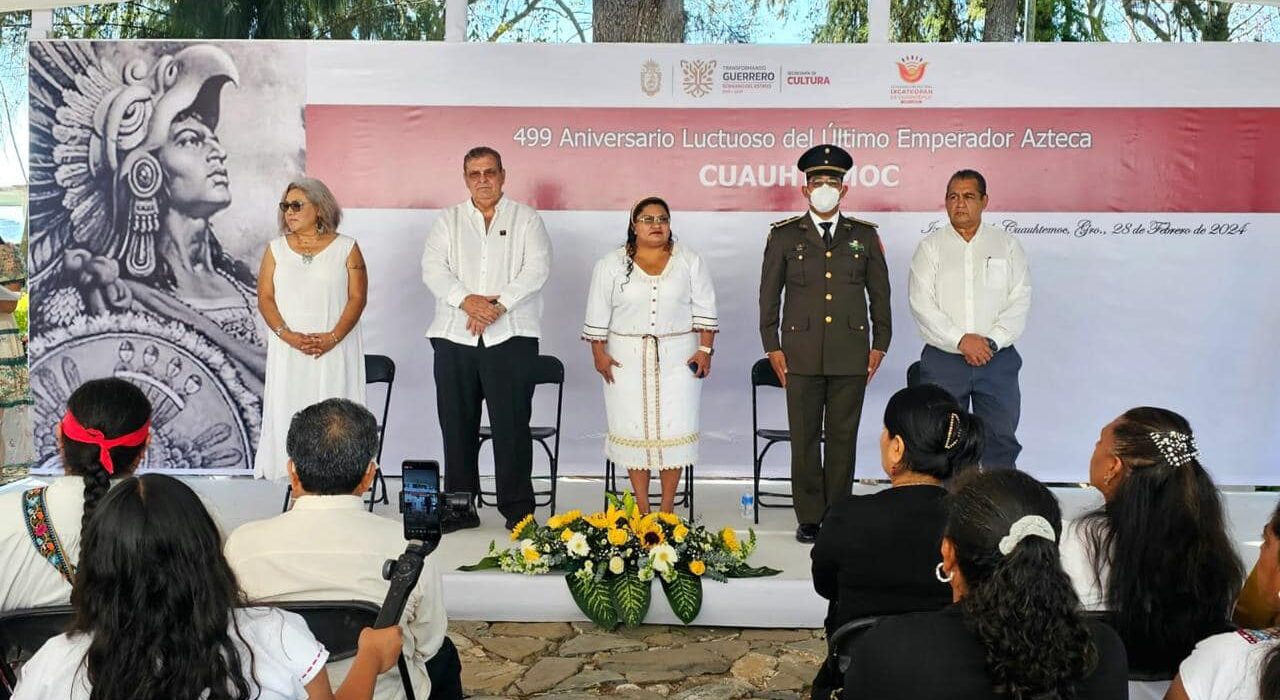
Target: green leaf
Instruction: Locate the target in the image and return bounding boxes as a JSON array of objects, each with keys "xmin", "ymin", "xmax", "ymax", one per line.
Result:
[
  {"xmin": 566, "ymin": 572, "xmax": 619, "ymax": 630},
  {"xmin": 458, "ymin": 541, "xmax": 503, "ymax": 571},
  {"xmin": 613, "ymin": 570, "xmax": 652, "ymax": 627},
  {"xmin": 723, "ymin": 563, "xmax": 783, "ymax": 578},
  {"xmin": 456, "ymin": 555, "xmax": 503, "ymax": 572},
  {"xmin": 660, "ymin": 570, "xmax": 703, "ymax": 624}
]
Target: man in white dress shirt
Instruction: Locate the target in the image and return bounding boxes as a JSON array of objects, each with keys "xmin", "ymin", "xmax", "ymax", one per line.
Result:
[
  {"xmin": 422, "ymin": 146, "xmax": 552, "ymax": 530},
  {"xmin": 908, "ymin": 170, "xmax": 1031, "ymax": 470},
  {"xmin": 225, "ymin": 398, "xmax": 454, "ymax": 700}
]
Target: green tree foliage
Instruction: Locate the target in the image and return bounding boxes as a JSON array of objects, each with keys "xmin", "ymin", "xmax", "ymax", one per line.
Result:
[
  {"xmin": 9, "ymin": 1, "xmax": 446, "ymax": 40},
  {"xmin": 809, "ymin": 0, "xmax": 1274, "ymax": 42}
]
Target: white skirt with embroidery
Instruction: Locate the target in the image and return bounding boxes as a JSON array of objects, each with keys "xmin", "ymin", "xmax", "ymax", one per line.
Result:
[{"xmin": 602, "ymin": 332, "xmax": 701, "ymax": 471}]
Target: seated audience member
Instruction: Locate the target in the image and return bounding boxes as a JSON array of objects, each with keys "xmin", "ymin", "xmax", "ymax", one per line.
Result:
[
  {"xmin": 1060, "ymin": 407, "xmax": 1243, "ymax": 677},
  {"xmin": 809, "ymin": 384, "xmax": 983, "ymax": 698},
  {"xmin": 0, "ymin": 377, "xmax": 150, "ymax": 612},
  {"xmin": 13, "ymin": 473, "xmax": 401, "ymax": 700},
  {"xmin": 1234, "ymin": 563, "xmax": 1280, "ymax": 629},
  {"xmin": 1166, "ymin": 499, "xmax": 1280, "ymax": 700},
  {"xmin": 225, "ymin": 398, "xmax": 455, "ymax": 700},
  {"xmin": 843, "ymin": 470, "xmax": 1128, "ymax": 700}
]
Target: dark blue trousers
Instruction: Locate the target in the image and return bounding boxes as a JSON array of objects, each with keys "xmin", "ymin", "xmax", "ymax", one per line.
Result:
[{"xmin": 917, "ymin": 344, "xmax": 1022, "ymax": 470}]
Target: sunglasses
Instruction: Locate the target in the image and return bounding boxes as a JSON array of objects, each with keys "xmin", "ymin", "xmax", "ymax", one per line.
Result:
[{"xmin": 278, "ymin": 200, "xmax": 307, "ymax": 213}]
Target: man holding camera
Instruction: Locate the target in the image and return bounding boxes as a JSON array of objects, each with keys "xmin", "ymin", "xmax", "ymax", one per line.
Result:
[{"xmin": 225, "ymin": 399, "xmax": 457, "ymax": 700}]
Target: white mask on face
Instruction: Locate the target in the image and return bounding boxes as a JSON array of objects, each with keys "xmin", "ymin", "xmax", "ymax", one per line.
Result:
[{"xmin": 808, "ymin": 184, "xmax": 841, "ymax": 213}]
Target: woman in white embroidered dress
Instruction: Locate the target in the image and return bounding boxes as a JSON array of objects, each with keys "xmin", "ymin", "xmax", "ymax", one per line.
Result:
[
  {"xmin": 254, "ymin": 178, "xmax": 367, "ymax": 480},
  {"xmin": 582, "ymin": 197, "xmax": 717, "ymax": 514}
]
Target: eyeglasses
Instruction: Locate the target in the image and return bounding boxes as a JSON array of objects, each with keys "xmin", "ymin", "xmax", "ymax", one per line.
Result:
[
  {"xmin": 808, "ymin": 178, "xmax": 843, "ymax": 188},
  {"xmin": 635, "ymin": 215, "xmax": 671, "ymax": 225},
  {"xmin": 278, "ymin": 200, "xmax": 307, "ymax": 213},
  {"xmin": 466, "ymin": 168, "xmax": 502, "ymax": 182}
]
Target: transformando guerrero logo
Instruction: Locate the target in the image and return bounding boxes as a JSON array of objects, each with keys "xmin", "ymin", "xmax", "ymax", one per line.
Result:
[{"xmin": 680, "ymin": 59, "xmax": 716, "ymax": 98}]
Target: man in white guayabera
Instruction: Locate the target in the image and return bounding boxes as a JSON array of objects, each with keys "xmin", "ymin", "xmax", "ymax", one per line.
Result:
[
  {"xmin": 908, "ymin": 169, "xmax": 1032, "ymax": 471},
  {"xmin": 421, "ymin": 146, "xmax": 552, "ymax": 531}
]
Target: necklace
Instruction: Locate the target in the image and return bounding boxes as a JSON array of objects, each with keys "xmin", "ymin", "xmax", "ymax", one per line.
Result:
[{"xmin": 293, "ymin": 233, "xmax": 326, "ymax": 265}]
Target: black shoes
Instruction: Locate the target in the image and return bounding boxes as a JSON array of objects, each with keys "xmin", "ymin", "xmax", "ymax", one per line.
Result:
[
  {"xmin": 795, "ymin": 523, "xmax": 820, "ymax": 544},
  {"xmin": 441, "ymin": 509, "xmax": 480, "ymax": 534}
]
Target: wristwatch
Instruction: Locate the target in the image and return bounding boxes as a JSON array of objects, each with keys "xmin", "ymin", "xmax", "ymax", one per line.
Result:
[
  {"xmin": 986, "ymin": 338, "xmax": 999, "ymax": 353},
  {"xmin": 698, "ymin": 345, "xmax": 715, "ymax": 356}
]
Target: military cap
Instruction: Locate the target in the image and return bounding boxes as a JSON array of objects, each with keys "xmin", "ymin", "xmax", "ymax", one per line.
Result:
[{"xmin": 797, "ymin": 144, "xmax": 852, "ymax": 180}]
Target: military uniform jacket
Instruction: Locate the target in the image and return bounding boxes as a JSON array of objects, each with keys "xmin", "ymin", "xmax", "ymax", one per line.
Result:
[{"xmin": 759, "ymin": 213, "xmax": 892, "ymax": 376}]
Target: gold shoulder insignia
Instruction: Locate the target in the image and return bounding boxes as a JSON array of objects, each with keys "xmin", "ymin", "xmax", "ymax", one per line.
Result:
[
  {"xmin": 770, "ymin": 215, "xmax": 803, "ymax": 229},
  {"xmin": 848, "ymin": 216, "xmax": 879, "ymax": 228}
]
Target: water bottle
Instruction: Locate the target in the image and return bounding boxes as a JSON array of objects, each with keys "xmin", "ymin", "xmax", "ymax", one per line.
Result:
[{"xmin": 740, "ymin": 488, "xmax": 754, "ymax": 519}]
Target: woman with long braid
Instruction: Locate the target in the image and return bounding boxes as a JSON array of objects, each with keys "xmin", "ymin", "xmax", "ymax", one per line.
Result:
[
  {"xmin": 13, "ymin": 474, "xmax": 401, "ymax": 700},
  {"xmin": 0, "ymin": 377, "xmax": 151, "ymax": 611}
]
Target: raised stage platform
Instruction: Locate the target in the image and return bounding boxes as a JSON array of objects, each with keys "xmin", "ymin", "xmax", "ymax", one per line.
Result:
[{"xmin": 5, "ymin": 476, "xmax": 1270, "ymax": 629}]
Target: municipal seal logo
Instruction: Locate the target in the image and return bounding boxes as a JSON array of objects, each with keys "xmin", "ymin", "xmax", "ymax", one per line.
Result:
[{"xmin": 641, "ymin": 60, "xmax": 662, "ymax": 96}]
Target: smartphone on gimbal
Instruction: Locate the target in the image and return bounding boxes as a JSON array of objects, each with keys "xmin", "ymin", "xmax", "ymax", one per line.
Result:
[{"xmin": 400, "ymin": 460, "xmax": 443, "ymax": 545}]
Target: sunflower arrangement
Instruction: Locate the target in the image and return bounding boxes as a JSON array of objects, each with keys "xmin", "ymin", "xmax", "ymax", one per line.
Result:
[{"xmin": 464, "ymin": 493, "xmax": 778, "ymax": 628}]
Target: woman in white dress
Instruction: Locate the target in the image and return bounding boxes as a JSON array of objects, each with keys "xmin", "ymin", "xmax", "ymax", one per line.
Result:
[
  {"xmin": 582, "ymin": 197, "xmax": 717, "ymax": 514},
  {"xmin": 254, "ymin": 178, "xmax": 367, "ymax": 480}
]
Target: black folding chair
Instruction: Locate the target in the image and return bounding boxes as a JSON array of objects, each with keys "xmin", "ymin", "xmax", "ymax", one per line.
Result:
[
  {"xmin": 261, "ymin": 601, "xmax": 419, "ymax": 698},
  {"xmin": 477, "ymin": 355, "xmax": 564, "ymax": 514},
  {"xmin": 363, "ymin": 355, "xmax": 396, "ymax": 511},
  {"xmin": 826, "ymin": 615, "xmax": 881, "ymax": 678},
  {"xmin": 282, "ymin": 354, "xmax": 396, "ymax": 513},
  {"xmin": 604, "ymin": 460, "xmax": 695, "ymax": 520},
  {"xmin": 0, "ymin": 605, "xmax": 74, "ymax": 697},
  {"xmin": 751, "ymin": 357, "xmax": 825, "ymax": 524}
]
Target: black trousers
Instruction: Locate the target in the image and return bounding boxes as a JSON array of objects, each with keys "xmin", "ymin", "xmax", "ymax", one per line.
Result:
[
  {"xmin": 425, "ymin": 636, "xmax": 463, "ymax": 700},
  {"xmin": 431, "ymin": 336, "xmax": 537, "ymax": 520}
]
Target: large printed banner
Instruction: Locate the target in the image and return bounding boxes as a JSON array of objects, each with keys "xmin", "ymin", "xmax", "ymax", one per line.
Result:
[{"xmin": 28, "ymin": 40, "xmax": 1280, "ymax": 484}]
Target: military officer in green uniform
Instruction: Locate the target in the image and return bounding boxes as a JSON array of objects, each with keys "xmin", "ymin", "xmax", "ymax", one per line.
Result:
[{"xmin": 759, "ymin": 145, "xmax": 893, "ymax": 543}]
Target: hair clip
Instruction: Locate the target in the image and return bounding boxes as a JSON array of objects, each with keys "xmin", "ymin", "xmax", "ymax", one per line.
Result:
[
  {"xmin": 943, "ymin": 412, "xmax": 961, "ymax": 450},
  {"xmin": 998, "ymin": 515, "xmax": 1056, "ymax": 556},
  {"xmin": 1149, "ymin": 430, "xmax": 1199, "ymax": 467}
]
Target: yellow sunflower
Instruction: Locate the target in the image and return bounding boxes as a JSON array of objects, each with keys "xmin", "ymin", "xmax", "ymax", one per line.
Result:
[
  {"xmin": 720, "ymin": 527, "xmax": 741, "ymax": 552},
  {"xmin": 633, "ymin": 520, "xmax": 666, "ymax": 549},
  {"xmin": 607, "ymin": 527, "xmax": 629, "ymax": 546},
  {"xmin": 509, "ymin": 514, "xmax": 536, "ymax": 541},
  {"xmin": 689, "ymin": 560, "xmax": 706, "ymax": 576},
  {"xmin": 656, "ymin": 512, "xmax": 681, "ymax": 526},
  {"xmin": 561, "ymin": 529, "xmax": 575, "ymax": 542}
]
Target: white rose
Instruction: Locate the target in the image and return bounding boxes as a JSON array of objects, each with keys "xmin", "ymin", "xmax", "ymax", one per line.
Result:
[
  {"xmin": 567, "ymin": 532, "xmax": 591, "ymax": 558},
  {"xmin": 609, "ymin": 556, "xmax": 625, "ymax": 574},
  {"xmin": 649, "ymin": 544, "xmax": 678, "ymax": 573}
]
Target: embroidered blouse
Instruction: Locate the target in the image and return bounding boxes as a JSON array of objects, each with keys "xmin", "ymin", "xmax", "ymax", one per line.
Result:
[{"xmin": 581, "ymin": 244, "xmax": 718, "ymax": 342}]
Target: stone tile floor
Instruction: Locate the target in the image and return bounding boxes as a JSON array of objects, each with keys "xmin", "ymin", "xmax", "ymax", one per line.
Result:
[{"xmin": 453, "ymin": 620, "xmax": 824, "ymax": 699}]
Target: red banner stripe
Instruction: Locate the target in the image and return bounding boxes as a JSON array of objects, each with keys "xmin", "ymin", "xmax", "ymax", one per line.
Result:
[{"xmin": 305, "ymin": 106, "xmax": 1280, "ymax": 213}]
